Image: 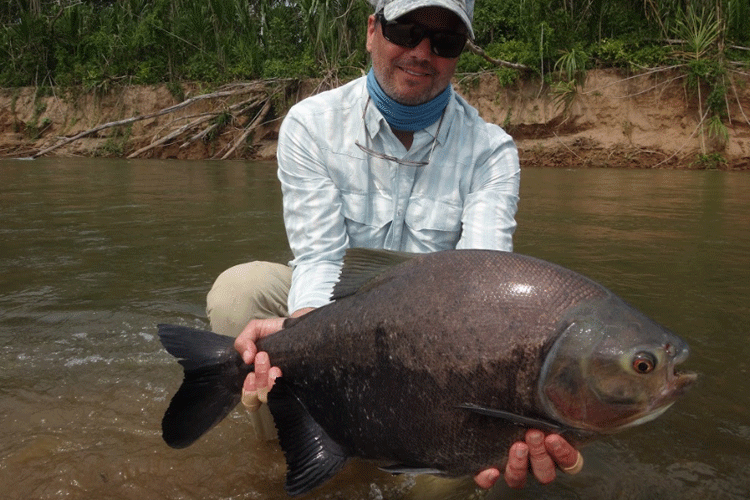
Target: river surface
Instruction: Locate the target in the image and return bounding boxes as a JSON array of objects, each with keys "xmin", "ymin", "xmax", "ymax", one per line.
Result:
[{"xmin": 1, "ymin": 158, "xmax": 748, "ymax": 500}]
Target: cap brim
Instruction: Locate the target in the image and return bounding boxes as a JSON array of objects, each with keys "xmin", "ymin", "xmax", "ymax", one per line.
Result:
[{"xmin": 383, "ymin": 1, "xmax": 474, "ymax": 40}]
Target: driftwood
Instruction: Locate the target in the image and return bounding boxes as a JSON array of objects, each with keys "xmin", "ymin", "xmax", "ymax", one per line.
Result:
[
  {"xmin": 219, "ymin": 97, "xmax": 273, "ymax": 160},
  {"xmin": 124, "ymin": 112, "xmax": 217, "ymax": 159},
  {"xmin": 32, "ymin": 81, "xmax": 286, "ymax": 159}
]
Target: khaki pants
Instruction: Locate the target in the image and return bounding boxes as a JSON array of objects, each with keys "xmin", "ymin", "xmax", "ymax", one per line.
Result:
[
  {"xmin": 207, "ymin": 261, "xmax": 292, "ymax": 337},
  {"xmin": 206, "ymin": 261, "xmax": 292, "ymax": 440}
]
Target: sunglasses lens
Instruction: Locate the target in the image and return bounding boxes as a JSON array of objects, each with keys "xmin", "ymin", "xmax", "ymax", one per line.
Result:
[
  {"xmin": 383, "ymin": 21, "xmax": 424, "ymax": 48},
  {"xmin": 431, "ymin": 32, "xmax": 466, "ymax": 58},
  {"xmin": 380, "ymin": 15, "xmax": 466, "ymax": 59}
]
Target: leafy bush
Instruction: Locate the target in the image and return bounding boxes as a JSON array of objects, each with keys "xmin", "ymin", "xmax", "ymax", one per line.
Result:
[{"xmin": 0, "ymin": 0, "xmax": 746, "ymax": 88}]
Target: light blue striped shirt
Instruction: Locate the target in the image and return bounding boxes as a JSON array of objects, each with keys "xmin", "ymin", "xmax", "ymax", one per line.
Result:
[{"xmin": 278, "ymin": 76, "xmax": 520, "ymax": 313}]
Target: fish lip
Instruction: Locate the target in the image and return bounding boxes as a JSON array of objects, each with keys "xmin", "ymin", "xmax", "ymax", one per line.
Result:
[
  {"xmin": 670, "ymin": 369, "xmax": 698, "ymax": 394},
  {"xmin": 672, "ymin": 342, "xmax": 690, "ymax": 364},
  {"xmin": 666, "ymin": 341, "xmax": 696, "ymax": 396},
  {"xmin": 658, "ymin": 365, "xmax": 697, "ymax": 406}
]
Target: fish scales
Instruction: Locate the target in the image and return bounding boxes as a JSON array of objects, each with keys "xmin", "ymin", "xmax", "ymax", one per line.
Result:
[
  {"xmin": 158, "ymin": 248, "xmax": 695, "ymax": 496},
  {"xmin": 256, "ymin": 251, "xmax": 610, "ymax": 474}
]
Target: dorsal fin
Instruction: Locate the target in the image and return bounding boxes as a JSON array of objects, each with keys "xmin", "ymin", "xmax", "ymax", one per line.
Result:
[{"xmin": 331, "ymin": 248, "xmax": 417, "ymax": 301}]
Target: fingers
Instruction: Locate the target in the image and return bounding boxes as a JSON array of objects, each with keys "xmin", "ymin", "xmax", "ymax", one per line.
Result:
[
  {"xmin": 241, "ymin": 351, "xmax": 282, "ymax": 411},
  {"xmin": 253, "ymin": 351, "xmax": 270, "ymax": 391},
  {"xmin": 546, "ymin": 434, "xmax": 583, "ymax": 475},
  {"xmin": 236, "ymin": 317, "xmax": 285, "ymax": 412},
  {"xmin": 234, "ymin": 317, "xmax": 285, "ymax": 364},
  {"xmin": 474, "ymin": 468, "xmax": 501, "ymax": 489},
  {"xmin": 504, "ymin": 431, "xmax": 581, "ymax": 489},
  {"xmin": 504, "ymin": 441, "xmax": 530, "ymax": 489},
  {"xmin": 525, "ymin": 429, "xmax": 557, "ymax": 484},
  {"xmin": 234, "ymin": 325, "xmax": 258, "ymax": 365},
  {"xmin": 241, "ymin": 373, "xmax": 262, "ymax": 411}
]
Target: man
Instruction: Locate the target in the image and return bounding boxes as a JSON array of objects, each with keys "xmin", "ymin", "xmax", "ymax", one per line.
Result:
[{"xmin": 208, "ymin": 0, "xmax": 583, "ymax": 490}]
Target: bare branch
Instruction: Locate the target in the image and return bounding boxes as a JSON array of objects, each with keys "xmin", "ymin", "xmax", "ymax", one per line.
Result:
[
  {"xmin": 464, "ymin": 40, "xmax": 531, "ymax": 72},
  {"xmin": 32, "ymin": 82, "xmax": 278, "ymax": 159},
  {"xmin": 220, "ymin": 98, "xmax": 273, "ymax": 160}
]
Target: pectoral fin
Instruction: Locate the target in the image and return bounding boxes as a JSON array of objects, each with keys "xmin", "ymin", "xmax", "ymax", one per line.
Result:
[
  {"xmin": 267, "ymin": 378, "xmax": 350, "ymax": 496},
  {"xmin": 457, "ymin": 404, "xmax": 564, "ymax": 432}
]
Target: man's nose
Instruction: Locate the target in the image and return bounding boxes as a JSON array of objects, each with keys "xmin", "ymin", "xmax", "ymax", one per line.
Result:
[{"xmin": 409, "ymin": 35, "xmax": 433, "ymax": 59}]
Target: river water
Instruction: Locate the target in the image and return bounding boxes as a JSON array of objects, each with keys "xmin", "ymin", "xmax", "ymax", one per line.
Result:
[{"xmin": 1, "ymin": 158, "xmax": 748, "ymax": 500}]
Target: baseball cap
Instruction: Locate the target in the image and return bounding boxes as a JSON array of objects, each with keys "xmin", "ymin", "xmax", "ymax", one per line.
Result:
[{"xmin": 371, "ymin": 0, "xmax": 475, "ymax": 39}]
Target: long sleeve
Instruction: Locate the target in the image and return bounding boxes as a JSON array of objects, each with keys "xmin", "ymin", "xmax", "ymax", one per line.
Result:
[
  {"xmin": 277, "ymin": 108, "xmax": 348, "ymax": 312},
  {"xmin": 456, "ymin": 127, "xmax": 520, "ymax": 252}
]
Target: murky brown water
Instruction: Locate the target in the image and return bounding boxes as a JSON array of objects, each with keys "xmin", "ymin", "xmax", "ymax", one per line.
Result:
[{"xmin": 1, "ymin": 158, "xmax": 749, "ymax": 499}]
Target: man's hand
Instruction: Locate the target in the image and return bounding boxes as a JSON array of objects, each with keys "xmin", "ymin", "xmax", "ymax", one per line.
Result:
[
  {"xmin": 234, "ymin": 308, "xmax": 314, "ymax": 410},
  {"xmin": 234, "ymin": 318, "xmax": 285, "ymax": 410},
  {"xmin": 473, "ymin": 430, "xmax": 582, "ymax": 489},
  {"xmin": 234, "ymin": 317, "xmax": 285, "ymax": 365}
]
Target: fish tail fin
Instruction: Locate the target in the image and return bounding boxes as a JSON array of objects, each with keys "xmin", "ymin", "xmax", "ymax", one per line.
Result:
[
  {"xmin": 157, "ymin": 324, "xmax": 249, "ymax": 449},
  {"xmin": 268, "ymin": 378, "xmax": 350, "ymax": 496}
]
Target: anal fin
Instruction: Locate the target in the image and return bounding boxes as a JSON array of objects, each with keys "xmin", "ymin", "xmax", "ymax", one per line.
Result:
[
  {"xmin": 267, "ymin": 378, "xmax": 349, "ymax": 496},
  {"xmin": 379, "ymin": 464, "xmax": 445, "ymax": 475}
]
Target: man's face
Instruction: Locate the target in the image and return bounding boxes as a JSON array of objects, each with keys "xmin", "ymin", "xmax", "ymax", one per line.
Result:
[{"xmin": 366, "ymin": 7, "xmax": 466, "ymax": 105}]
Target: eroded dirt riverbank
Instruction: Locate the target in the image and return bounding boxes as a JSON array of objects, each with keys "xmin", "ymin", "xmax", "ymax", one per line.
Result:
[{"xmin": 2, "ymin": 69, "xmax": 749, "ymax": 169}]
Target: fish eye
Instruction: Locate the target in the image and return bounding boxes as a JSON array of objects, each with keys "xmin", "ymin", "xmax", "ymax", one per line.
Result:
[{"xmin": 632, "ymin": 352, "xmax": 657, "ymax": 374}]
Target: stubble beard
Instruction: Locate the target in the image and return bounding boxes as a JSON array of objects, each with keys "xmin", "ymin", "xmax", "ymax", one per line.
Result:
[{"xmin": 375, "ymin": 58, "xmax": 444, "ymax": 106}]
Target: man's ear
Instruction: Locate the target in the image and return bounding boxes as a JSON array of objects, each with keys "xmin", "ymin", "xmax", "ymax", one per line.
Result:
[{"xmin": 366, "ymin": 15, "xmax": 376, "ymax": 53}]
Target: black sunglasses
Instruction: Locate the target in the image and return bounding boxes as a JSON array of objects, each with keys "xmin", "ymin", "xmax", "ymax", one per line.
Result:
[{"xmin": 376, "ymin": 12, "xmax": 467, "ymax": 59}]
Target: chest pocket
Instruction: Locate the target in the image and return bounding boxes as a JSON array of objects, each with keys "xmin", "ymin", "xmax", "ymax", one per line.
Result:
[
  {"xmin": 404, "ymin": 197, "xmax": 463, "ymax": 249},
  {"xmin": 340, "ymin": 192, "xmax": 393, "ymax": 245}
]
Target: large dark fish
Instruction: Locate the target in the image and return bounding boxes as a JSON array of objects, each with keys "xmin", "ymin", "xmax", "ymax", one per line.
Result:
[{"xmin": 158, "ymin": 249, "xmax": 695, "ymax": 496}]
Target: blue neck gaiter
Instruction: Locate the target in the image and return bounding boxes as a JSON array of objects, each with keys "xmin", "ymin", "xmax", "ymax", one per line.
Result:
[{"xmin": 366, "ymin": 68, "xmax": 451, "ymax": 132}]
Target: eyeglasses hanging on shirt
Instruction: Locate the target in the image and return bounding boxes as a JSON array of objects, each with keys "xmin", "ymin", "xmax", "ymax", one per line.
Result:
[{"xmin": 355, "ymin": 97, "xmax": 445, "ymax": 167}]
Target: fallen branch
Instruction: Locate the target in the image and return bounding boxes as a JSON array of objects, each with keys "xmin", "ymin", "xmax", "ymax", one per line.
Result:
[
  {"xmin": 180, "ymin": 95, "xmax": 265, "ymax": 149},
  {"xmin": 729, "ymin": 71, "xmax": 750, "ymax": 127},
  {"xmin": 219, "ymin": 97, "xmax": 273, "ymax": 159},
  {"xmin": 553, "ymin": 132, "xmax": 582, "ymax": 159},
  {"xmin": 32, "ymin": 83, "xmax": 273, "ymax": 158},
  {"xmin": 465, "ymin": 40, "xmax": 531, "ymax": 72},
  {"xmin": 33, "ymin": 114, "xmax": 148, "ymax": 158},
  {"xmin": 579, "ymin": 65, "xmax": 687, "ymax": 99},
  {"xmin": 126, "ymin": 113, "xmax": 216, "ymax": 158}
]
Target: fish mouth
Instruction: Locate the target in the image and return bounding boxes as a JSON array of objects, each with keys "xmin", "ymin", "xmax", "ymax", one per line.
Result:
[
  {"xmin": 664, "ymin": 340, "xmax": 697, "ymax": 398},
  {"xmin": 609, "ymin": 368, "xmax": 697, "ymax": 432},
  {"xmin": 669, "ymin": 368, "xmax": 698, "ymax": 396},
  {"xmin": 655, "ymin": 359, "xmax": 697, "ymax": 410}
]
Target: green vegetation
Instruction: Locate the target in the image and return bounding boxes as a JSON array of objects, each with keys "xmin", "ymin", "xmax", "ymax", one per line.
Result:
[
  {"xmin": 691, "ymin": 151, "xmax": 729, "ymax": 169},
  {"xmin": 0, "ymin": 0, "xmax": 372, "ymax": 87},
  {"xmin": 1, "ymin": 0, "xmax": 748, "ymax": 163},
  {"xmin": 2, "ymin": 0, "xmax": 748, "ymax": 89}
]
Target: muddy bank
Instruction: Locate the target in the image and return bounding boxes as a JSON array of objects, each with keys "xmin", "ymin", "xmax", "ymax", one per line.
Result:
[{"xmin": 1, "ymin": 69, "xmax": 749, "ymax": 169}]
